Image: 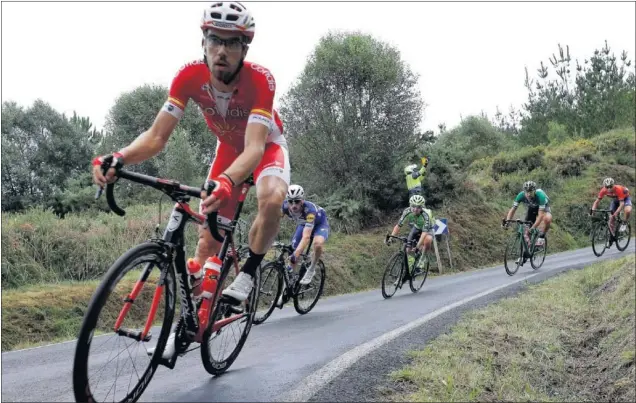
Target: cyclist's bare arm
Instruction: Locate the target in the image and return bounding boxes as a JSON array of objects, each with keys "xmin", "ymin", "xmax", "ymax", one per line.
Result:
[
  {"xmin": 591, "ymin": 197, "xmax": 602, "ymax": 211},
  {"xmin": 293, "ymin": 227, "xmax": 313, "ymax": 258},
  {"xmin": 119, "ymin": 112, "xmax": 179, "ymax": 165},
  {"xmin": 93, "ymin": 111, "xmax": 178, "ymax": 185},
  {"xmin": 505, "ymin": 206, "xmax": 517, "ymax": 221},
  {"xmin": 390, "ymin": 224, "xmax": 400, "ymax": 236},
  {"xmin": 222, "ymin": 122, "xmax": 269, "ymax": 184}
]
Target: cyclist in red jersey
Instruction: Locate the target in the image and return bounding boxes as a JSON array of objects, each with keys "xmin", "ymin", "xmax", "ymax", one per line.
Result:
[
  {"xmin": 590, "ymin": 177, "xmax": 632, "ymax": 233},
  {"xmin": 92, "ymin": 2, "xmax": 290, "ymax": 358}
]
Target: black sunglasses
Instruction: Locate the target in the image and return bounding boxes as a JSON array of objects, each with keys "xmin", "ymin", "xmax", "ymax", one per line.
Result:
[
  {"xmin": 288, "ymin": 199, "xmax": 303, "ymax": 205},
  {"xmin": 204, "ymin": 34, "xmax": 245, "ymax": 52}
]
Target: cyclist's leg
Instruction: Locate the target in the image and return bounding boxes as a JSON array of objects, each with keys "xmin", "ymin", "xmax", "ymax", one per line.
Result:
[
  {"xmin": 609, "ymin": 199, "xmax": 619, "ymax": 233},
  {"xmin": 289, "ymin": 224, "xmax": 304, "ymax": 270},
  {"xmin": 417, "ymin": 230, "xmax": 433, "ymax": 253},
  {"xmin": 521, "ymin": 207, "xmax": 538, "ymax": 260},
  {"xmin": 223, "ymin": 143, "xmax": 290, "ymax": 302},
  {"xmin": 300, "ymin": 223, "xmax": 329, "ymax": 284},
  {"xmin": 406, "ymin": 226, "xmax": 419, "ymax": 254},
  {"xmin": 624, "ymin": 197, "xmax": 632, "ymax": 222},
  {"xmin": 195, "ymin": 142, "xmax": 241, "ymax": 265},
  {"xmin": 538, "ymin": 206, "xmax": 552, "ymax": 237}
]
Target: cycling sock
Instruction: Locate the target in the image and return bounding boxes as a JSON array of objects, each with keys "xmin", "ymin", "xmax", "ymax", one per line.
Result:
[{"xmin": 241, "ymin": 248, "xmax": 264, "ymax": 277}]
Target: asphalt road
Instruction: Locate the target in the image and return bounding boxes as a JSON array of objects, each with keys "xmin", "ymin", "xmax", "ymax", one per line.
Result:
[{"xmin": 1, "ymin": 243, "xmax": 633, "ymax": 402}]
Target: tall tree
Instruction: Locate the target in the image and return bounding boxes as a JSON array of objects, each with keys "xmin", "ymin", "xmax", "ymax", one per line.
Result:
[
  {"xmin": 1, "ymin": 100, "xmax": 95, "ymax": 211},
  {"xmin": 280, "ymin": 31, "xmax": 425, "ymax": 212},
  {"xmin": 519, "ymin": 41, "xmax": 635, "ymax": 145},
  {"xmin": 101, "ymin": 83, "xmax": 214, "ymax": 176}
]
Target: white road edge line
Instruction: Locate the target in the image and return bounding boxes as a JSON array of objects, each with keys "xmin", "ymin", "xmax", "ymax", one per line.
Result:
[{"xmin": 278, "ymin": 271, "xmax": 544, "ymax": 402}]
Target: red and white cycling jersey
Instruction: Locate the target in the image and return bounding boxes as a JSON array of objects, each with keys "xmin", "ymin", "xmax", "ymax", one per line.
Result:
[{"xmin": 162, "ymin": 59, "xmax": 286, "ymax": 152}]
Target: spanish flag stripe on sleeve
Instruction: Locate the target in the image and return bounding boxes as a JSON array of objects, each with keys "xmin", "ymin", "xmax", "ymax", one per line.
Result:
[
  {"xmin": 168, "ymin": 97, "xmax": 186, "ymax": 109},
  {"xmin": 250, "ymin": 108, "xmax": 273, "ymax": 118}
]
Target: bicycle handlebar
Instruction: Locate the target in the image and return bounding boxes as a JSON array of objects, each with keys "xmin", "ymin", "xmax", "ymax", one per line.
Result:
[
  {"xmin": 503, "ymin": 219, "xmax": 534, "ymax": 226},
  {"xmin": 96, "ymin": 166, "xmax": 224, "ymax": 243},
  {"xmin": 272, "ymin": 241, "xmax": 295, "ymax": 254},
  {"xmin": 385, "ymin": 234, "xmax": 408, "ymax": 242}
]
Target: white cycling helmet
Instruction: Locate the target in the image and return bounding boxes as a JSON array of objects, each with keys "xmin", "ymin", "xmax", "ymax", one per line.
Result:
[
  {"xmin": 200, "ymin": 2, "xmax": 256, "ymax": 44},
  {"xmin": 523, "ymin": 181, "xmax": 536, "ymax": 191},
  {"xmin": 603, "ymin": 177, "xmax": 615, "ymax": 188},
  {"xmin": 409, "ymin": 194, "xmax": 426, "ymax": 207},
  {"xmin": 404, "ymin": 164, "xmax": 418, "ymax": 175},
  {"xmin": 287, "ymin": 184, "xmax": 305, "ymax": 200}
]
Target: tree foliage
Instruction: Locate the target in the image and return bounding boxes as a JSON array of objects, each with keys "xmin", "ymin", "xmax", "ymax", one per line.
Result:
[
  {"xmin": 516, "ymin": 41, "xmax": 635, "ymax": 145},
  {"xmin": 1, "ymin": 100, "xmax": 95, "ymax": 211},
  {"xmin": 280, "ymin": 31, "xmax": 426, "ymax": 218}
]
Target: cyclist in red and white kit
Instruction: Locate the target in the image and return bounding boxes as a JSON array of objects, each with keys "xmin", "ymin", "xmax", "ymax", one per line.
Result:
[{"xmin": 92, "ymin": 2, "xmax": 290, "ymax": 358}]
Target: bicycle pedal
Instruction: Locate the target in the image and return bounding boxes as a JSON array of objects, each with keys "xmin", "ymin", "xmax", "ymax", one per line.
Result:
[
  {"xmin": 228, "ymin": 304, "xmax": 245, "ymax": 314},
  {"xmin": 220, "ymin": 294, "xmax": 242, "ymax": 306},
  {"xmin": 158, "ymin": 356, "xmax": 177, "ymax": 370}
]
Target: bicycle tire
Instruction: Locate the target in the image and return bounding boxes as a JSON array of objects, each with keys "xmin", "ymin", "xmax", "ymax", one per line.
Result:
[
  {"xmin": 409, "ymin": 253, "xmax": 430, "ymax": 292},
  {"xmin": 615, "ymin": 221, "xmax": 631, "ymax": 252},
  {"xmin": 592, "ymin": 222, "xmax": 609, "ymax": 257},
  {"xmin": 382, "ymin": 252, "xmax": 404, "ymax": 299},
  {"xmin": 253, "ymin": 262, "xmax": 283, "ymax": 325},
  {"xmin": 504, "ymin": 233, "xmax": 522, "ymax": 276},
  {"xmin": 73, "ymin": 242, "xmax": 176, "ymax": 403},
  {"xmin": 293, "ymin": 260, "xmax": 326, "ymax": 315},
  {"xmin": 200, "ymin": 262, "xmax": 259, "ymax": 376},
  {"xmin": 530, "ymin": 236, "xmax": 547, "ymax": 270}
]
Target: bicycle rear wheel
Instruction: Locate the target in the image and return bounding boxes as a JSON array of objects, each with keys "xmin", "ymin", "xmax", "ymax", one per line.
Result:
[
  {"xmin": 615, "ymin": 221, "xmax": 631, "ymax": 251},
  {"xmin": 73, "ymin": 242, "xmax": 176, "ymax": 403},
  {"xmin": 592, "ymin": 222, "xmax": 609, "ymax": 257},
  {"xmin": 504, "ymin": 233, "xmax": 522, "ymax": 276},
  {"xmin": 254, "ymin": 262, "xmax": 283, "ymax": 325},
  {"xmin": 294, "ymin": 260, "xmax": 326, "ymax": 315},
  {"xmin": 409, "ymin": 252, "xmax": 430, "ymax": 292},
  {"xmin": 382, "ymin": 252, "xmax": 404, "ymax": 299},
  {"xmin": 200, "ymin": 262, "xmax": 259, "ymax": 375}
]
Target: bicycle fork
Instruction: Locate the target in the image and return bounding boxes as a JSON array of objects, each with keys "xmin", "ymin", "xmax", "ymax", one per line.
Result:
[{"xmin": 113, "ymin": 261, "xmax": 171, "ymax": 343}]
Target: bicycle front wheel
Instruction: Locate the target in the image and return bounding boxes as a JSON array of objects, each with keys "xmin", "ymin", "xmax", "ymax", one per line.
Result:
[
  {"xmin": 73, "ymin": 242, "xmax": 176, "ymax": 403},
  {"xmin": 294, "ymin": 260, "xmax": 326, "ymax": 315},
  {"xmin": 592, "ymin": 222, "xmax": 609, "ymax": 257},
  {"xmin": 504, "ymin": 233, "xmax": 522, "ymax": 276},
  {"xmin": 382, "ymin": 252, "xmax": 405, "ymax": 299}
]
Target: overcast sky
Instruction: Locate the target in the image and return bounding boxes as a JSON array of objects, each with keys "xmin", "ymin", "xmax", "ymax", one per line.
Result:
[{"xmin": 2, "ymin": 0, "xmax": 635, "ymax": 133}]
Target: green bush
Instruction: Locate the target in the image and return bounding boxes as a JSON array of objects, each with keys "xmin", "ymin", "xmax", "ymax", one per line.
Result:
[
  {"xmin": 545, "ymin": 139, "xmax": 598, "ymax": 177},
  {"xmin": 547, "ymin": 121, "xmax": 570, "ymax": 145},
  {"xmin": 492, "ymin": 146, "xmax": 545, "ymax": 176},
  {"xmin": 1, "ymin": 205, "xmax": 199, "ymax": 288},
  {"xmin": 497, "ymin": 167, "xmax": 561, "ymax": 197},
  {"xmin": 591, "ymin": 128, "xmax": 636, "ymax": 167}
]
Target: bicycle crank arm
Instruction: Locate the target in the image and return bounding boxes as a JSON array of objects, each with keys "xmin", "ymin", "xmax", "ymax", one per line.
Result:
[
  {"xmin": 295, "ymin": 286, "xmax": 315, "ymax": 295},
  {"xmin": 116, "ymin": 327, "xmax": 152, "ymax": 342}
]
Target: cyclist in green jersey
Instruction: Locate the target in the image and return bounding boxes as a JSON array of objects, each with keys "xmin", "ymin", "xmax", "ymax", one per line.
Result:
[
  {"xmin": 386, "ymin": 195, "xmax": 434, "ymax": 264},
  {"xmin": 503, "ymin": 181, "xmax": 552, "ymax": 246}
]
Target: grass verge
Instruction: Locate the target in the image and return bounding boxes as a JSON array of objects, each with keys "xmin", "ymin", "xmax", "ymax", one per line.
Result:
[{"xmin": 386, "ymin": 254, "xmax": 635, "ymax": 402}]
